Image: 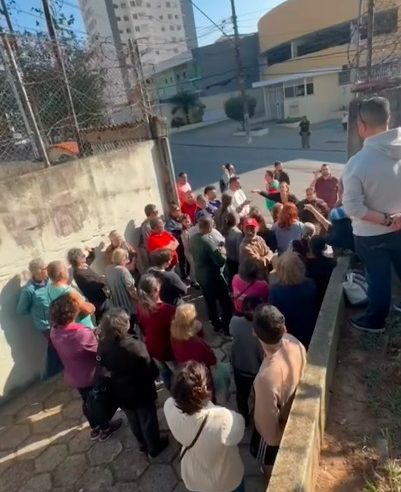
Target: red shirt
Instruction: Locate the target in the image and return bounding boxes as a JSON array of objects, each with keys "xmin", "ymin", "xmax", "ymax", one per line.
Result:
[
  {"xmin": 147, "ymin": 230, "xmax": 178, "ymax": 266},
  {"xmin": 171, "ymin": 336, "xmax": 217, "ymax": 367},
  {"xmin": 137, "ymin": 302, "xmax": 176, "ymax": 361},
  {"xmin": 315, "ymin": 176, "xmax": 339, "ymax": 209},
  {"xmin": 181, "ymin": 202, "xmax": 198, "ymax": 224}
]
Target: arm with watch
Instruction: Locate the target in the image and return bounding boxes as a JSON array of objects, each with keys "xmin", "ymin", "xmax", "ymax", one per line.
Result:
[{"xmin": 342, "ymin": 171, "xmax": 401, "ymax": 230}]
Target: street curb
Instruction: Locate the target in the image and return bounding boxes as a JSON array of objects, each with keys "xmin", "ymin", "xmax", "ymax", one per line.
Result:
[{"xmin": 267, "ymin": 255, "xmax": 350, "ymax": 492}]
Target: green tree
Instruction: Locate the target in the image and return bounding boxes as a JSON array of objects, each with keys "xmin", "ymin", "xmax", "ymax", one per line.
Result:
[
  {"xmin": 169, "ymin": 92, "xmax": 204, "ymax": 124},
  {"xmin": 224, "ymin": 95, "xmax": 257, "ymax": 130}
]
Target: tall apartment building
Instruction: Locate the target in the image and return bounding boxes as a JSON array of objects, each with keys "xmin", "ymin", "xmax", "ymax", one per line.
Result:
[{"xmin": 78, "ymin": 0, "xmax": 197, "ymax": 121}]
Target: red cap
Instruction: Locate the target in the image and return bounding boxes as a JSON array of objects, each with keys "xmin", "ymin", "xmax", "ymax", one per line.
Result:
[{"xmin": 243, "ymin": 218, "xmax": 259, "ymax": 230}]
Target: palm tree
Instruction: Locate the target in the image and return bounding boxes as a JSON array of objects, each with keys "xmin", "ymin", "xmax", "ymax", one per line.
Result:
[{"xmin": 169, "ymin": 92, "xmax": 203, "ymax": 124}]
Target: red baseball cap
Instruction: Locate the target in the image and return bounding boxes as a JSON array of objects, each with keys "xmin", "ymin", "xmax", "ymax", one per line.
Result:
[{"xmin": 243, "ymin": 218, "xmax": 259, "ymax": 230}]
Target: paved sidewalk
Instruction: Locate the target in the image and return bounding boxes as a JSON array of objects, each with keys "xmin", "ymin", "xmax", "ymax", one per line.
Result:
[{"xmin": 0, "ymin": 326, "xmax": 266, "ymax": 492}]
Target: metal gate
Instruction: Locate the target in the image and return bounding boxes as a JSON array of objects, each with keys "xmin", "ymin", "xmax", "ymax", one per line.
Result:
[{"xmin": 263, "ymin": 83, "xmax": 284, "ymax": 120}]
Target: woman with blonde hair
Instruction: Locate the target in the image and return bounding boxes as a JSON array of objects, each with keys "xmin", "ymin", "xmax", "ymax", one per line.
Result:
[
  {"xmin": 171, "ymin": 303, "xmax": 216, "ymax": 368},
  {"xmin": 269, "ymin": 251, "xmax": 318, "ymax": 347}
]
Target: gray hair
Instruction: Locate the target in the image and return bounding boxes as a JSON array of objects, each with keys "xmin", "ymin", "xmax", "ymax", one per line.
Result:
[
  {"xmin": 302, "ymin": 222, "xmax": 316, "ymax": 239},
  {"xmin": 137, "ymin": 273, "xmax": 160, "ymax": 313},
  {"xmin": 67, "ymin": 248, "xmax": 85, "ymax": 268},
  {"xmin": 28, "ymin": 258, "xmax": 46, "ymax": 274},
  {"xmin": 99, "ymin": 308, "xmax": 130, "ymax": 341},
  {"xmin": 358, "ymin": 97, "xmax": 390, "ymax": 128}
]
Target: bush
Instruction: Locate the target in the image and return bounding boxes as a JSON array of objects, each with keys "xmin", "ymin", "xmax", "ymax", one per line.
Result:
[
  {"xmin": 224, "ymin": 95, "xmax": 257, "ymax": 130},
  {"xmin": 171, "ymin": 116, "xmax": 186, "ymax": 128}
]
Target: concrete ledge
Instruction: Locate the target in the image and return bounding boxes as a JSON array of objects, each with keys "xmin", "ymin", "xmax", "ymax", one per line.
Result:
[
  {"xmin": 233, "ymin": 127, "xmax": 270, "ymax": 137},
  {"xmin": 169, "ymin": 117, "xmax": 227, "ymax": 134},
  {"xmin": 267, "ymin": 256, "xmax": 350, "ymax": 492}
]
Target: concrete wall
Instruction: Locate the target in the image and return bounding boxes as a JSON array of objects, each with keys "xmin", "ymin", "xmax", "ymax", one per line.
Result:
[
  {"xmin": 192, "ymin": 34, "xmax": 260, "ymax": 97},
  {"xmin": 0, "ymin": 140, "xmax": 168, "ymax": 401},
  {"xmin": 283, "ymin": 73, "xmax": 351, "ymax": 123}
]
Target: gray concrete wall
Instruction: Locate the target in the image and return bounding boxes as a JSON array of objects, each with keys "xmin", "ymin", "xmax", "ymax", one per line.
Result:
[
  {"xmin": 0, "ymin": 140, "xmax": 168, "ymax": 401},
  {"xmin": 192, "ymin": 34, "xmax": 260, "ymax": 97}
]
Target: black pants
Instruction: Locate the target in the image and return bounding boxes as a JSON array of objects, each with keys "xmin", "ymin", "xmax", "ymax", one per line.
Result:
[
  {"xmin": 78, "ymin": 387, "xmax": 109, "ymax": 430},
  {"xmin": 201, "ymin": 276, "xmax": 233, "ymax": 335},
  {"xmin": 124, "ymin": 402, "xmax": 161, "ymax": 453},
  {"xmin": 226, "ymin": 259, "xmax": 239, "ymax": 291},
  {"xmin": 234, "ymin": 369, "xmax": 256, "ymax": 425},
  {"xmin": 177, "ymin": 239, "xmax": 188, "ymax": 279}
]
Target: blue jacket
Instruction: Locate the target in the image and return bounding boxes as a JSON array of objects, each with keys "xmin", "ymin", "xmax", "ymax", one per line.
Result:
[{"xmin": 17, "ymin": 280, "xmax": 50, "ymax": 332}]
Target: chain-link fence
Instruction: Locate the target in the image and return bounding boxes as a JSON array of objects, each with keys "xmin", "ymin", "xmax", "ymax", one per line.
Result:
[{"xmin": 0, "ymin": 32, "xmax": 159, "ymax": 166}]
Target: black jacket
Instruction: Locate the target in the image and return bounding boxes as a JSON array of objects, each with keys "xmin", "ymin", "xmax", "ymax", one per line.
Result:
[{"xmin": 100, "ymin": 336, "xmax": 158, "ymax": 409}]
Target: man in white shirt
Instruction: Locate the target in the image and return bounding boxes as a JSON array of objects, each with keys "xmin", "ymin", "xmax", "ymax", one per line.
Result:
[{"xmin": 227, "ymin": 176, "xmax": 251, "ymax": 217}]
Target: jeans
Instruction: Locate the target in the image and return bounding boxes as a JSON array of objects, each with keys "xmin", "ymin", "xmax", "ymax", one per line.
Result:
[
  {"xmin": 301, "ymin": 132, "xmax": 310, "ymax": 148},
  {"xmin": 354, "ymin": 230, "xmax": 401, "ymax": 327},
  {"xmin": 233, "ymin": 369, "xmax": 256, "ymax": 426},
  {"xmin": 201, "ymin": 276, "xmax": 233, "ymax": 335},
  {"xmin": 155, "ymin": 360, "xmax": 175, "ymax": 390},
  {"xmin": 78, "ymin": 387, "xmax": 109, "ymax": 430},
  {"xmin": 124, "ymin": 403, "xmax": 161, "ymax": 454}
]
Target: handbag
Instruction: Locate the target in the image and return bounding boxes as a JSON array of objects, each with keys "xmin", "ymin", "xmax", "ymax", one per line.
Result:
[
  {"xmin": 179, "ymin": 413, "xmax": 209, "ymax": 462},
  {"xmin": 342, "ymin": 271, "xmax": 368, "ymax": 306},
  {"xmin": 85, "ymin": 353, "xmax": 118, "ymax": 425}
]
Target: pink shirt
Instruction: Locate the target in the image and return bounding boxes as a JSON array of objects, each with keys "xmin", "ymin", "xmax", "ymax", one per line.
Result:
[
  {"xmin": 232, "ymin": 275, "xmax": 270, "ymax": 313},
  {"xmin": 176, "ymin": 182, "xmax": 192, "ymax": 206}
]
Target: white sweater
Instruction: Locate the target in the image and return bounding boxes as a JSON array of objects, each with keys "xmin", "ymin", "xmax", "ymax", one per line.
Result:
[{"xmin": 164, "ymin": 398, "xmax": 245, "ymax": 492}]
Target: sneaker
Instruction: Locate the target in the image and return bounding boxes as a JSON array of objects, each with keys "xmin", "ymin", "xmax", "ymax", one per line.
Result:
[
  {"xmin": 350, "ymin": 316, "xmax": 385, "ymax": 334},
  {"xmin": 393, "ymin": 302, "xmax": 401, "ymax": 314},
  {"xmin": 99, "ymin": 418, "xmax": 123, "ymax": 442},
  {"xmin": 90, "ymin": 427, "xmax": 101, "ymax": 440},
  {"xmin": 148, "ymin": 436, "xmax": 169, "ymax": 458}
]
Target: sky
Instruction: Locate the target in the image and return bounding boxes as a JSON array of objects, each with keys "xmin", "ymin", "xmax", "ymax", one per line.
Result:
[{"xmin": 5, "ymin": 0, "xmax": 284, "ymax": 45}]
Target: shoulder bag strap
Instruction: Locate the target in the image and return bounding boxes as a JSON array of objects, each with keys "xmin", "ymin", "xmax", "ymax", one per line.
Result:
[
  {"xmin": 233, "ymin": 280, "xmax": 256, "ymax": 301},
  {"xmin": 179, "ymin": 414, "xmax": 209, "ymax": 462}
]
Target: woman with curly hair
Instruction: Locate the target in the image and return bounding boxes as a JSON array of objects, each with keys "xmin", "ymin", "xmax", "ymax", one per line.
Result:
[
  {"xmin": 271, "ymin": 202, "xmax": 304, "ymax": 254},
  {"xmin": 50, "ymin": 293, "xmax": 121, "ymax": 441},
  {"xmin": 164, "ymin": 361, "xmax": 245, "ymax": 492},
  {"xmin": 171, "ymin": 303, "xmax": 216, "ymax": 368}
]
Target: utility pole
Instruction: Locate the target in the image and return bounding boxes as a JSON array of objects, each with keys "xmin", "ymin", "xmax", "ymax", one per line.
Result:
[
  {"xmin": 128, "ymin": 38, "xmax": 153, "ymax": 132},
  {"xmin": 352, "ymin": 0, "xmax": 363, "ymax": 84},
  {"xmin": 1, "ymin": 33, "xmax": 50, "ymax": 166},
  {"xmin": 230, "ymin": 0, "xmax": 251, "ymax": 144},
  {"xmin": 41, "ymin": 0, "xmax": 82, "ymax": 154},
  {"xmin": 366, "ymin": 0, "xmax": 375, "ymax": 80}
]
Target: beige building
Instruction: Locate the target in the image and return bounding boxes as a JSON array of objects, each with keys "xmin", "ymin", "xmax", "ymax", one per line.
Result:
[{"xmin": 254, "ymin": 0, "xmax": 401, "ymax": 122}]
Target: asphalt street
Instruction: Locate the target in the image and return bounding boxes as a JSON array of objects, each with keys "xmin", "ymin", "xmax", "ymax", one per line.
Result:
[{"xmin": 170, "ymin": 118, "xmax": 347, "ymax": 190}]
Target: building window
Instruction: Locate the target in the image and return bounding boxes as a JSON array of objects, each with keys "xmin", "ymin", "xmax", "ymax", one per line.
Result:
[
  {"xmin": 174, "ymin": 14, "xmax": 178, "ymax": 19},
  {"xmin": 114, "ymin": 3, "xmax": 118, "ymax": 7},
  {"xmin": 177, "ymin": 25, "xmax": 181, "ymax": 30},
  {"xmin": 165, "ymin": 78, "xmax": 168, "ymax": 84},
  {"xmin": 338, "ymin": 69, "xmax": 351, "ymax": 86},
  {"xmin": 159, "ymin": 15, "xmax": 163, "ymax": 19},
  {"xmin": 306, "ymin": 78, "xmax": 314, "ymax": 95},
  {"xmin": 177, "ymin": 74, "xmax": 180, "ymax": 80},
  {"xmin": 156, "ymin": 50, "xmax": 159, "ymax": 54},
  {"xmin": 168, "ymin": 13, "xmax": 172, "ymax": 19},
  {"xmin": 135, "ymin": 26, "xmax": 140, "ymax": 31},
  {"xmin": 166, "ymin": 1, "xmax": 171, "ymax": 6},
  {"xmin": 130, "ymin": 1, "xmax": 135, "ymax": 5},
  {"xmin": 170, "ymin": 77, "xmax": 173, "ymax": 83},
  {"xmin": 119, "ymin": 29, "xmax": 123, "ymax": 34},
  {"xmin": 146, "ymin": 2, "xmax": 151, "ymax": 6},
  {"xmin": 170, "ymin": 25, "xmax": 174, "ymax": 30},
  {"xmin": 136, "ymin": 0, "xmax": 142, "ymax": 5},
  {"xmin": 121, "ymin": 2, "xmax": 127, "ymax": 7},
  {"xmin": 296, "ymin": 22, "xmax": 350, "ymax": 57},
  {"xmin": 267, "ymin": 43, "xmax": 291, "ymax": 66},
  {"xmin": 284, "ymin": 78, "xmax": 314, "ymax": 98},
  {"xmin": 123, "ymin": 15, "xmax": 129, "ymax": 20},
  {"xmin": 182, "ymin": 71, "xmax": 186, "ymax": 78},
  {"xmin": 133, "ymin": 13, "xmax": 138, "ymax": 18},
  {"xmin": 361, "ymin": 7, "xmax": 398, "ymax": 38},
  {"xmin": 116, "ymin": 16, "xmax": 121, "ymax": 20},
  {"xmin": 126, "ymin": 27, "xmax": 131, "ymax": 32},
  {"xmin": 172, "ymin": 36, "xmax": 176, "ymax": 41},
  {"xmin": 161, "ymin": 26, "xmax": 165, "ymax": 31}
]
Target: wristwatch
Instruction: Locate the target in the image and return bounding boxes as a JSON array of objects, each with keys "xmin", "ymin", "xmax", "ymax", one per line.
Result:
[{"xmin": 383, "ymin": 213, "xmax": 393, "ymax": 227}]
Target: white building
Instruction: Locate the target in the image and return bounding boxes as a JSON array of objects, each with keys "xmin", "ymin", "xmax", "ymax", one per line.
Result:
[{"xmin": 78, "ymin": 0, "xmax": 197, "ymax": 122}]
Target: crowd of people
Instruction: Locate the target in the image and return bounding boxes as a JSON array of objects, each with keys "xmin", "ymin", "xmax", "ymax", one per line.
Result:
[{"xmin": 15, "ymin": 95, "xmax": 401, "ymax": 491}]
